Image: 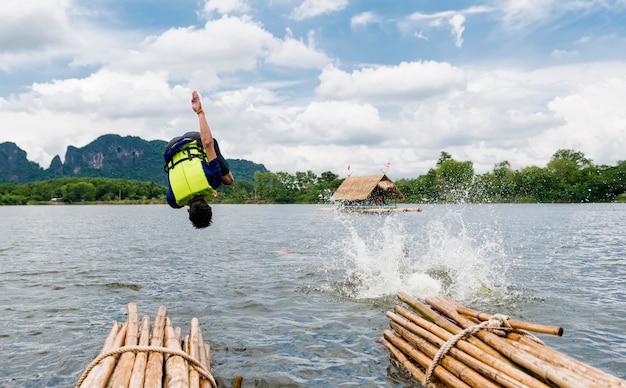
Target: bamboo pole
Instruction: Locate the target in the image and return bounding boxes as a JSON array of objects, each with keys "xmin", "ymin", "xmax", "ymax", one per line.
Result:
[
  {"xmin": 107, "ymin": 303, "xmax": 139, "ymax": 388},
  {"xmin": 380, "ymin": 336, "xmax": 431, "ymax": 385},
  {"xmin": 388, "ymin": 310, "xmax": 550, "ymax": 388},
  {"xmin": 205, "ymin": 343, "xmax": 211, "ymax": 369},
  {"xmin": 505, "ymin": 334, "xmax": 626, "ymax": 388},
  {"xmin": 80, "ymin": 322, "xmax": 122, "ymax": 387},
  {"xmin": 386, "ymin": 293, "xmax": 626, "ymax": 388},
  {"xmin": 390, "ymin": 320, "xmax": 501, "ymax": 388},
  {"xmin": 197, "ymin": 328, "xmax": 213, "ymax": 388},
  {"xmin": 232, "ymin": 375, "xmax": 244, "ymax": 388},
  {"xmin": 164, "ymin": 317, "xmax": 189, "ymax": 388},
  {"xmin": 128, "ymin": 316, "xmax": 151, "ymax": 388},
  {"xmin": 145, "ymin": 306, "xmax": 167, "ymax": 388},
  {"xmin": 384, "ymin": 330, "xmax": 472, "ymax": 388},
  {"xmin": 427, "ymin": 296, "xmax": 598, "ymax": 388},
  {"xmin": 441, "ymin": 296, "xmax": 618, "ymax": 387},
  {"xmin": 397, "ymin": 292, "xmax": 507, "ymax": 362},
  {"xmin": 188, "ymin": 318, "xmax": 200, "ymax": 387},
  {"xmin": 456, "ymin": 304, "xmax": 563, "ymax": 336},
  {"xmin": 87, "ymin": 322, "xmax": 128, "ymax": 388}
]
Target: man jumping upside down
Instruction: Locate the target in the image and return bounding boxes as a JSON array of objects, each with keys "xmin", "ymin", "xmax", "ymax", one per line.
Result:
[{"xmin": 163, "ymin": 91, "xmax": 234, "ymax": 228}]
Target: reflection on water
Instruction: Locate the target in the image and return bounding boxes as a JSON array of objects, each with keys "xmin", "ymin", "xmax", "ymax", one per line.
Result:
[{"xmin": 0, "ymin": 203, "xmax": 624, "ymax": 387}]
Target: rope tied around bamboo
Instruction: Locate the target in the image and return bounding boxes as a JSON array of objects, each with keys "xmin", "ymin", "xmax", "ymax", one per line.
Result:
[
  {"xmin": 75, "ymin": 345, "xmax": 217, "ymax": 388},
  {"xmin": 423, "ymin": 313, "xmax": 544, "ymax": 386}
]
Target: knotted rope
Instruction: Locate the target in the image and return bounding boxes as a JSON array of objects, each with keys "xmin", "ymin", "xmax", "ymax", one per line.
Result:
[
  {"xmin": 422, "ymin": 313, "xmax": 544, "ymax": 385},
  {"xmin": 75, "ymin": 345, "xmax": 217, "ymax": 388}
]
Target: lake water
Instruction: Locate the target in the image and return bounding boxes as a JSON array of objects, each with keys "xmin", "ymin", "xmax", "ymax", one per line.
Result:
[{"xmin": 0, "ymin": 203, "xmax": 625, "ymax": 387}]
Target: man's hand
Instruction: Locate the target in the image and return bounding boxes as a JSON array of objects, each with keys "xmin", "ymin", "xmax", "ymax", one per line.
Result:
[{"xmin": 191, "ymin": 90, "xmax": 203, "ymax": 113}]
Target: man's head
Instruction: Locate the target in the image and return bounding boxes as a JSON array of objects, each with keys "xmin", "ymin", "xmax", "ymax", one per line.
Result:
[{"xmin": 188, "ymin": 197, "xmax": 212, "ymax": 228}]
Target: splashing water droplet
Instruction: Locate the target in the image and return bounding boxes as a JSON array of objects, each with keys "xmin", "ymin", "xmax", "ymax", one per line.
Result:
[{"xmin": 325, "ymin": 207, "xmax": 507, "ymax": 302}]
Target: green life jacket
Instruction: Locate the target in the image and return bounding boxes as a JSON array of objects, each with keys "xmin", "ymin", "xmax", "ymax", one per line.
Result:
[{"xmin": 165, "ymin": 141, "xmax": 215, "ymax": 206}]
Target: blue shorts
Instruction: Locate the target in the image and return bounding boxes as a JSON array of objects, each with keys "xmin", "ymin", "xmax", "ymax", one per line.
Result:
[{"xmin": 204, "ymin": 157, "xmax": 223, "ymax": 189}]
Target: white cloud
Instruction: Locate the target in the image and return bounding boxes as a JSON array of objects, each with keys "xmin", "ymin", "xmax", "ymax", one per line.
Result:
[
  {"xmin": 111, "ymin": 16, "xmax": 272, "ymax": 77},
  {"xmin": 493, "ymin": 0, "xmax": 607, "ymax": 31},
  {"xmin": 265, "ymin": 29, "xmax": 333, "ymax": 68},
  {"xmin": 495, "ymin": 0, "xmax": 557, "ymax": 30},
  {"xmin": 0, "ymin": 0, "xmax": 72, "ymax": 54},
  {"xmin": 448, "ymin": 14, "xmax": 466, "ymax": 48},
  {"xmin": 315, "ymin": 62, "xmax": 466, "ymax": 103},
  {"xmin": 0, "ymin": 0, "xmax": 76, "ymax": 71},
  {"xmin": 350, "ymin": 12, "xmax": 380, "ymax": 29},
  {"xmin": 290, "ymin": 0, "xmax": 348, "ymax": 20},
  {"xmin": 200, "ymin": 0, "xmax": 250, "ymax": 17},
  {"xmin": 551, "ymin": 49, "xmax": 579, "ymax": 59},
  {"xmin": 104, "ymin": 15, "xmax": 331, "ymax": 81},
  {"xmin": 0, "ymin": 69, "xmax": 189, "ymax": 166},
  {"xmin": 400, "ymin": 7, "xmax": 489, "ymax": 48},
  {"xmin": 536, "ymin": 75, "xmax": 626, "ymax": 166}
]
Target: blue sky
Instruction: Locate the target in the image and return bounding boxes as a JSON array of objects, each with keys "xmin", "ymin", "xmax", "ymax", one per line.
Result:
[{"xmin": 1, "ymin": 0, "xmax": 626, "ymax": 178}]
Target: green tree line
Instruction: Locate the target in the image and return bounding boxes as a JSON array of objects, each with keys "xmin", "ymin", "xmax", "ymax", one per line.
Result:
[
  {"xmin": 1, "ymin": 148, "xmax": 625, "ymax": 205},
  {"xmin": 0, "ymin": 178, "xmax": 168, "ymax": 205},
  {"xmin": 395, "ymin": 149, "xmax": 626, "ymax": 203}
]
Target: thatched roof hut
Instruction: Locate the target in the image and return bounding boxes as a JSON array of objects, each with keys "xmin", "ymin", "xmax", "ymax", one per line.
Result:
[{"xmin": 332, "ymin": 174, "xmax": 405, "ymax": 203}]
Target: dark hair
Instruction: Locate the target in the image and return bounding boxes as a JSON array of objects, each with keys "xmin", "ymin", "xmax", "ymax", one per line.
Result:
[{"xmin": 188, "ymin": 199, "xmax": 212, "ymax": 228}]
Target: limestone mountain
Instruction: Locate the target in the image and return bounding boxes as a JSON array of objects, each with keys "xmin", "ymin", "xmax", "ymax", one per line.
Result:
[{"xmin": 0, "ymin": 135, "xmax": 268, "ymax": 186}]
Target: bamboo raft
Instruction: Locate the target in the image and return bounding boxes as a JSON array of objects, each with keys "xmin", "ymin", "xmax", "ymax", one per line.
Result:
[
  {"xmin": 382, "ymin": 291, "xmax": 626, "ymax": 388},
  {"xmin": 76, "ymin": 303, "xmax": 243, "ymax": 388}
]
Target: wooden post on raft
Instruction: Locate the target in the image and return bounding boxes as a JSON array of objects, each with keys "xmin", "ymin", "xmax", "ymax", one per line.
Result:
[
  {"xmin": 165, "ymin": 317, "xmax": 189, "ymax": 387},
  {"xmin": 381, "ymin": 291, "xmax": 626, "ymax": 388},
  {"xmin": 128, "ymin": 315, "xmax": 151, "ymax": 388},
  {"xmin": 144, "ymin": 306, "xmax": 167, "ymax": 387},
  {"xmin": 188, "ymin": 317, "xmax": 200, "ymax": 387},
  {"xmin": 108, "ymin": 302, "xmax": 139, "ymax": 387},
  {"xmin": 78, "ymin": 321, "xmax": 122, "ymax": 387}
]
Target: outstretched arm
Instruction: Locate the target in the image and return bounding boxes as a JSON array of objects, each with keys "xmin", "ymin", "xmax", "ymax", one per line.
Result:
[{"xmin": 191, "ymin": 90, "xmax": 218, "ymax": 161}]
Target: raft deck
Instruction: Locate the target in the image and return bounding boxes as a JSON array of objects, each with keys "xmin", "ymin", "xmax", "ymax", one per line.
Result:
[
  {"xmin": 382, "ymin": 292, "xmax": 626, "ymax": 388},
  {"xmin": 76, "ymin": 303, "xmax": 242, "ymax": 388}
]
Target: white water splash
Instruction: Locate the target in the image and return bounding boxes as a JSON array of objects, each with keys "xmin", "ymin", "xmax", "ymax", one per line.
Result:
[{"xmin": 331, "ymin": 208, "xmax": 506, "ymax": 302}]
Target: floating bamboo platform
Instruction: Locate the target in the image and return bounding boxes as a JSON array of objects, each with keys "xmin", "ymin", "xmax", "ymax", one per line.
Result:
[
  {"xmin": 76, "ymin": 303, "xmax": 243, "ymax": 388},
  {"xmin": 382, "ymin": 292, "xmax": 626, "ymax": 388}
]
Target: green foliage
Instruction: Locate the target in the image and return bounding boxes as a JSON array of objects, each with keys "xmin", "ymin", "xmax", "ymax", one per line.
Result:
[
  {"xmin": 0, "ymin": 178, "xmax": 167, "ymax": 205},
  {"xmin": 433, "ymin": 159, "xmax": 475, "ymax": 201},
  {"xmin": 251, "ymin": 170, "xmax": 342, "ymax": 204},
  {"xmin": 216, "ymin": 180, "xmax": 255, "ymax": 203},
  {"xmin": 61, "ymin": 182, "xmax": 97, "ymax": 202},
  {"xmin": 394, "ymin": 149, "xmax": 625, "ymax": 204},
  {"xmin": 227, "ymin": 159, "xmax": 269, "ymax": 182}
]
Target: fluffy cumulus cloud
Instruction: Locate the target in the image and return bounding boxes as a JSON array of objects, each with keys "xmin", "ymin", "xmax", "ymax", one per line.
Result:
[
  {"xmin": 1, "ymin": 70, "xmax": 187, "ymax": 165},
  {"xmin": 0, "ymin": 0, "xmax": 74, "ymax": 70},
  {"xmin": 265, "ymin": 29, "xmax": 332, "ymax": 68},
  {"xmin": 114, "ymin": 16, "xmax": 274, "ymax": 77},
  {"xmin": 316, "ymin": 62, "xmax": 466, "ymax": 103},
  {"xmin": 536, "ymin": 73, "xmax": 626, "ymax": 166}
]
